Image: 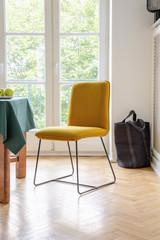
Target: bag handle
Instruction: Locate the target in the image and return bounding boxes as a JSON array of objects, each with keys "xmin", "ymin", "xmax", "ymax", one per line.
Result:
[
  {"xmin": 127, "ymin": 120, "xmax": 150, "ymax": 162},
  {"xmin": 122, "ymin": 110, "xmax": 137, "ymax": 123},
  {"xmin": 128, "ymin": 119, "xmax": 145, "ymax": 132}
]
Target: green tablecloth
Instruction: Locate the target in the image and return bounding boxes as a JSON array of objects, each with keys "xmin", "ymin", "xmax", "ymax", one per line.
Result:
[{"xmin": 0, "ymin": 97, "xmax": 35, "ymax": 154}]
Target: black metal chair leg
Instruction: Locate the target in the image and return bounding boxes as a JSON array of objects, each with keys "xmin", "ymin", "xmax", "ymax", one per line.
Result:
[
  {"xmin": 100, "ymin": 137, "xmax": 116, "ymax": 183},
  {"xmin": 33, "ymin": 139, "xmax": 41, "ymax": 185},
  {"xmin": 67, "ymin": 141, "xmax": 74, "ymax": 175},
  {"xmin": 75, "ymin": 141, "xmax": 97, "ymax": 194},
  {"xmin": 75, "ymin": 139, "xmax": 116, "ymax": 195},
  {"xmin": 33, "ymin": 140, "xmax": 75, "ymax": 186}
]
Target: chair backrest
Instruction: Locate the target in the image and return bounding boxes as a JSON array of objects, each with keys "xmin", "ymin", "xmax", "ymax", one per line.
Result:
[{"xmin": 67, "ymin": 81, "xmax": 110, "ymax": 131}]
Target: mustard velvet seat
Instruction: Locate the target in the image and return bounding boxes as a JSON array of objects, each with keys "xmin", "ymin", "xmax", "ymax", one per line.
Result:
[
  {"xmin": 35, "ymin": 126, "xmax": 108, "ymax": 141},
  {"xmin": 34, "ymin": 81, "xmax": 116, "ymax": 194}
]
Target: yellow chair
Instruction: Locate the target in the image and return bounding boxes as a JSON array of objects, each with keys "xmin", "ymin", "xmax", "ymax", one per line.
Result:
[{"xmin": 33, "ymin": 81, "xmax": 116, "ymax": 194}]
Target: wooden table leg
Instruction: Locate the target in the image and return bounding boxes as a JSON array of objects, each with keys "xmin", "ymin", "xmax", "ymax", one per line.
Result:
[
  {"xmin": 16, "ymin": 132, "xmax": 26, "ymax": 179},
  {"xmin": 0, "ymin": 136, "xmax": 10, "ymax": 204}
]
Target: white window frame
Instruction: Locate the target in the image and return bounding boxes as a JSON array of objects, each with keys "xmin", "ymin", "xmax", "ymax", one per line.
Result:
[
  {"xmin": 0, "ymin": 0, "xmax": 5, "ymax": 88},
  {"xmin": 26, "ymin": 0, "xmax": 54, "ymax": 154},
  {"xmin": 53, "ymin": 0, "xmax": 110, "ymax": 154}
]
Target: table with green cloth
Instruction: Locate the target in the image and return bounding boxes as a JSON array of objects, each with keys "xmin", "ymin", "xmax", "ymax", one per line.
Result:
[{"xmin": 0, "ymin": 97, "xmax": 35, "ymax": 204}]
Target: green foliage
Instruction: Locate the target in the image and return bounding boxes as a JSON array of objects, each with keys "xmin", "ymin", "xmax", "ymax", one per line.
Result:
[
  {"xmin": 60, "ymin": 0, "xmax": 98, "ymax": 33},
  {"xmin": 9, "ymin": 84, "xmax": 45, "ymax": 128},
  {"xmin": 7, "ymin": 36, "xmax": 45, "ymax": 80},
  {"xmin": 61, "ymin": 85, "xmax": 72, "ymax": 126},
  {"xmin": 61, "ymin": 36, "xmax": 98, "ymax": 81},
  {"xmin": 6, "ymin": 0, "xmax": 45, "ymax": 128},
  {"xmin": 60, "ymin": 0, "xmax": 99, "ymax": 125},
  {"xmin": 6, "ymin": 0, "xmax": 44, "ymax": 32}
]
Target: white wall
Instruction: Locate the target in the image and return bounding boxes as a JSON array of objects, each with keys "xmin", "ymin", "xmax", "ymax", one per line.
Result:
[{"xmin": 110, "ymin": 0, "xmax": 153, "ymax": 159}]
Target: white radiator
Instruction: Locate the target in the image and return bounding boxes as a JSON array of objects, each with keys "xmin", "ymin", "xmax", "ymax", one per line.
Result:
[
  {"xmin": 153, "ymin": 34, "xmax": 160, "ymax": 153},
  {"xmin": 151, "ymin": 23, "xmax": 160, "ymax": 175}
]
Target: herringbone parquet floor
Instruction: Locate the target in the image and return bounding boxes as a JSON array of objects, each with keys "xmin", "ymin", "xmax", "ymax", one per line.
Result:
[{"xmin": 0, "ymin": 156, "xmax": 160, "ymax": 240}]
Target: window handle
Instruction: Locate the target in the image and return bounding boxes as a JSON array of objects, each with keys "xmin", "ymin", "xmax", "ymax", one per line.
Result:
[
  {"xmin": 54, "ymin": 63, "xmax": 58, "ymax": 75},
  {"xmin": 0, "ymin": 63, "xmax": 4, "ymax": 75}
]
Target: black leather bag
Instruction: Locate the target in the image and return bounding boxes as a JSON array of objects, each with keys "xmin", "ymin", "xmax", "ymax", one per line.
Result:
[{"xmin": 114, "ymin": 110, "xmax": 150, "ymax": 168}]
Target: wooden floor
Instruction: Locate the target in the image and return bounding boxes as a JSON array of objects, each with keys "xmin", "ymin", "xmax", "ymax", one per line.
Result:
[{"xmin": 0, "ymin": 156, "xmax": 160, "ymax": 240}]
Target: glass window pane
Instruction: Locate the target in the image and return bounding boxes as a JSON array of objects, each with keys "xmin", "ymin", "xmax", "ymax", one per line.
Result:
[
  {"xmin": 61, "ymin": 36, "xmax": 98, "ymax": 82},
  {"xmin": 7, "ymin": 36, "xmax": 45, "ymax": 82},
  {"xmin": 60, "ymin": 0, "xmax": 99, "ymax": 33},
  {"xmin": 8, "ymin": 84, "xmax": 45, "ymax": 128},
  {"xmin": 6, "ymin": 0, "xmax": 44, "ymax": 33},
  {"xmin": 61, "ymin": 84, "xmax": 72, "ymax": 126}
]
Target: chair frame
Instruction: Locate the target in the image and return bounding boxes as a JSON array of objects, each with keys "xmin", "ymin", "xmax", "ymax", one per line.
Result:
[{"xmin": 33, "ymin": 137, "xmax": 116, "ymax": 194}]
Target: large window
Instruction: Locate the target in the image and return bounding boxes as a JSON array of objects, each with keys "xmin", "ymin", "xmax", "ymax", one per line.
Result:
[{"xmin": 0, "ymin": 0, "xmax": 108, "ymax": 153}]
